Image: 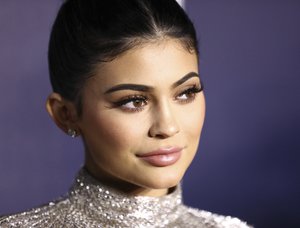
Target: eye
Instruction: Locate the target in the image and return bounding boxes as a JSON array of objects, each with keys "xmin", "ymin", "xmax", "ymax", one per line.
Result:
[
  {"xmin": 113, "ymin": 95, "xmax": 148, "ymax": 112},
  {"xmin": 176, "ymin": 85, "xmax": 203, "ymax": 103}
]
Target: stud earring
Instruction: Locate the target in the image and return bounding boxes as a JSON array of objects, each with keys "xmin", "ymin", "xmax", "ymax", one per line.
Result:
[{"xmin": 67, "ymin": 129, "xmax": 77, "ymax": 138}]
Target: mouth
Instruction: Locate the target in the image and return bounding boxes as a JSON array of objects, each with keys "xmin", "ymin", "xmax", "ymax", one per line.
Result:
[{"xmin": 136, "ymin": 147, "xmax": 183, "ymax": 167}]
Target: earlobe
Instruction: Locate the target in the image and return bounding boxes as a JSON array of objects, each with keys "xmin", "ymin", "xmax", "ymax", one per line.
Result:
[{"xmin": 46, "ymin": 93, "xmax": 80, "ymax": 136}]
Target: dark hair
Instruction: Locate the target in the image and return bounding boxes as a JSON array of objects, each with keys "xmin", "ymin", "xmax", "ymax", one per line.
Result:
[{"xmin": 48, "ymin": 0, "xmax": 198, "ymax": 115}]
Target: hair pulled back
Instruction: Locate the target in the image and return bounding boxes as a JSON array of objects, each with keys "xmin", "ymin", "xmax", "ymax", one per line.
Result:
[{"xmin": 48, "ymin": 0, "xmax": 198, "ymax": 114}]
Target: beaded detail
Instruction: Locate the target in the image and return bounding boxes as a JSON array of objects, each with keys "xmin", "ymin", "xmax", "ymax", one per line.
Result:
[{"xmin": 0, "ymin": 169, "xmax": 252, "ymax": 227}]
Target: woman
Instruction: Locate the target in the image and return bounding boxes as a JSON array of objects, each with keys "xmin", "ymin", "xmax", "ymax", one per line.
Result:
[{"xmin": 0, "ymin": 0, "xmax": 251, "ymax": 227}]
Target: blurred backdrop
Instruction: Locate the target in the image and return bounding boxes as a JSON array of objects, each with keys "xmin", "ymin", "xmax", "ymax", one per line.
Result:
[{"xmin": 0, "ymin": 1, "xmax": 299, "ymax": 227}]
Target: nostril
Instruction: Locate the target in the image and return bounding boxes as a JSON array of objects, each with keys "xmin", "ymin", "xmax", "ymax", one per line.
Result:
[{"xmin": 148, "ymin": 132, "xmax": 169, "ymax": 139}]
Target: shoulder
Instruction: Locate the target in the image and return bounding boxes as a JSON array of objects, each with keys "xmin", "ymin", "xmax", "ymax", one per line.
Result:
[
  {"xmin": 0, "ymin": 197, "xmax": 72, "ymax": 228},
  {"xmin": 178, "ymin": 205, "xmax": 253, "ymax": 228}
]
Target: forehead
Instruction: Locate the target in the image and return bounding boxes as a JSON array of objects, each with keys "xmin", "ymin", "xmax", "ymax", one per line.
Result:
[{"xmin": 90, "ymin": 39, "xmax": 198, "ymax": 88}]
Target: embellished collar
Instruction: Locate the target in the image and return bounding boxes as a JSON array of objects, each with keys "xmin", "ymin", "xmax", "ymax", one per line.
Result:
[{"xmin": 68, "ymin": 168, "xmax": 182, "ymax": 227}]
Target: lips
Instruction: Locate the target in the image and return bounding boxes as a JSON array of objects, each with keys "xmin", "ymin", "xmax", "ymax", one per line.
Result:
[{"xmin": 136, "ymin": 147, "xmax": 182, "ymax": 167}]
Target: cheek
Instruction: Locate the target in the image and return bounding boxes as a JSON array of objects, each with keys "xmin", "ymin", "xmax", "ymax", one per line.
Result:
[
  {"xmin": 83, "ymin": 110, "xmax": 148, "ymax": 151},
  {"xmin": 179, "ymin": 97, "xmax": 206, "ymax": 140}
]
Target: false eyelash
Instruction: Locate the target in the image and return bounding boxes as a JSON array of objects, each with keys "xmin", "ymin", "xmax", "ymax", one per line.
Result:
[
  {"xmin": 112, "ymin": 95, "xmax": 149, "ymax": 107},
  {"xmin": 175, "ymin": 84, "xmax": 203, "ymax": 104},
  {"xmin": 178, "ymin": 84, "xmax": 203, "ymax": 96}
]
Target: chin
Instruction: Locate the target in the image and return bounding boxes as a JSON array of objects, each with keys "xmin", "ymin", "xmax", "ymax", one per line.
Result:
[{"xmin": 139, "ymin": 167, "xmax": 186, "ymax": 190}]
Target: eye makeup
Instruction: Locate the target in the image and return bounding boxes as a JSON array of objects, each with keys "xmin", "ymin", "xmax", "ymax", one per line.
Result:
[
  {"xmin": 111, "ymin": 81, "xmax": 203, "ymax": 113},
  {"xmin": 106, "ymin": 73, "xmax": 204, "ymax": 113},
  {"xmin": 175, "ymin": 84, "xmax": 203, "ymax": 104},
  {"xmin": 112, "ymin": 94, "xmax": 149, "ymax": 113}
]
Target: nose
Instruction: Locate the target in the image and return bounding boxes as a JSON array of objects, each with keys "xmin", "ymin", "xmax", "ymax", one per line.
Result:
[{"xmin": 148, "ymin": 100, "xmax": 180, "ymax": 139}]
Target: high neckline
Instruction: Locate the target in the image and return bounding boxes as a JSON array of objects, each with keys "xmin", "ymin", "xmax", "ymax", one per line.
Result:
[
  {"xmin": 68, "ymin": 168, "xmax": 182, "ymax": 227},
  {"xmin": 1, "ymin": 168, "xmax": 252, "ymax": 228}
]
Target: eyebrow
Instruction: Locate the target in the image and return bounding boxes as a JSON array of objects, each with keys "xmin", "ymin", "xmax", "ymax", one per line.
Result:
[
  {"xmin": 104, "ymin": 71, "xmax": 199, "ymax": 94},
  {"xmin": 171, "ymin": 72, "xmax": 199, "ymax": 88}
]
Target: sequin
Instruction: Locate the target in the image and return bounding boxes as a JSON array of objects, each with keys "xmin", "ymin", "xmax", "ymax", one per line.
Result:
[{"xmin": 0, "ymin": 169, "xmax": 252, "ymax": 227}]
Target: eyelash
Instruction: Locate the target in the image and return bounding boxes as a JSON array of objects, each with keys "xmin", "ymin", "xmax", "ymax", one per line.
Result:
[
  {"xmin": 176, "ymin": 84, "xmax": 203, "ymax": 104},
  {"xmin": 113, "ymin": 84, "xmax": 203, "ymax": 113},
  {"xmin": 113, "ymin": 95, "xmax": 148, "ymax": 113}
]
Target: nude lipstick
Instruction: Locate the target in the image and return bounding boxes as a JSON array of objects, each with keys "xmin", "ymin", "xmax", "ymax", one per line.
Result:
[{"xmin": 137, "ymin": 147, "xmax": 182, "ymax": 167}]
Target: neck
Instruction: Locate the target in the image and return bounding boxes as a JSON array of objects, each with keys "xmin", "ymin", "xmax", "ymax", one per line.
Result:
[{"xmin": 83, "ymin": 165, "xmax": 169, "ymax": 197}]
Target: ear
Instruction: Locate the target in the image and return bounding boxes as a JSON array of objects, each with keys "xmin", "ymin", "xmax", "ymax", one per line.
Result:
[{"xmin": 46, "ymin": 93, "xmax": 80, "ymax": 136}]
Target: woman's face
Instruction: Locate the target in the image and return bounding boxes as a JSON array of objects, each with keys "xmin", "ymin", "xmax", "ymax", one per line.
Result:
[{"xmin": 77, "ymin": 39, "xmax": 205, "ymax": 196}]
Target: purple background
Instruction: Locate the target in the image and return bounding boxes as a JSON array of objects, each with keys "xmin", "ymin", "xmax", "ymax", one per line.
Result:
[{"xmin": 1, "ymin": 1, "xmax": 299, "ymax": 227}]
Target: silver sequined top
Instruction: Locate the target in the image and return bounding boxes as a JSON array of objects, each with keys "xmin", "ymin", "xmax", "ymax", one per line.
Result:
[{"xmin": 0, "ymin": 169, "xmax": 252, "ymax": 227}]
